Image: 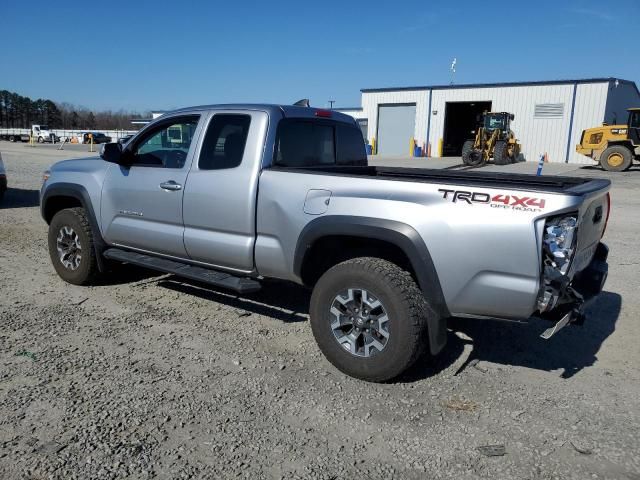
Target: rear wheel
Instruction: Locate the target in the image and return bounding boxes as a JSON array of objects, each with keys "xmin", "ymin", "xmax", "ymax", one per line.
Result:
[
  {"xmin": 493, "ymin": 140, "xmax": 510, "ymax": 165},
  {"xmin": 48, "ymin": 207, "xmax": 100, "ymax": 285},
  {"xmin": 309, "ymin": 257, "xmax": 435, "ymax": 382},
  {"xmin": 600, "ymin": 145, "xmax": 632, "ymax": 172}
]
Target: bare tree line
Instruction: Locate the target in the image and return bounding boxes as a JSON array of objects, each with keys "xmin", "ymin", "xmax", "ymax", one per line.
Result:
[{"xmin": 0, "ymin": 89, "xmax": 149, "ymax": 130}]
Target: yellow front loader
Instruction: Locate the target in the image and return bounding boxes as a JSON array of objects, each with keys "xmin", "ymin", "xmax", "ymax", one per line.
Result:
[
  {"xmin": 462, "ymin": 112, "xmax": 521, "ymax": 167},
  {"xmin": 576, "ymin": 108, "xmax": 640, "ymax": 171}
]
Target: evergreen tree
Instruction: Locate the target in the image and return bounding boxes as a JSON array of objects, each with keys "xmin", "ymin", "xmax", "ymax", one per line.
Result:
[{"xmin": 86, "ymin": 111, "xmax": 96, "ymax": 128}]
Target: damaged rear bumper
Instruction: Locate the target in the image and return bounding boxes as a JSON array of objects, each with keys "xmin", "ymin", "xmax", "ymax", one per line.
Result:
[{"xmin": 538, "ymin": 243, "xmax": 608, "ymax": 338}]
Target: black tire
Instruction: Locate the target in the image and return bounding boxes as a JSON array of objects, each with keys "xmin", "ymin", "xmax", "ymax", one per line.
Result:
[
  {"xmin": 309, "ymin": 257, "xmax": 436, "ymax": 382},
  {"xmin": 461, "ymin": 141, "xmax": 484, "ymax": 166},
  {"xmin": 493, "ymin": 140, "xmax": 510, "ymax": 165},
  {"xmin": 461, "ymin": 140, "xmax": 474, "ymax": 165},
  {"xmin": 37, "ymin": 136, "xmax": 44, "ymax": 144},
  {"xmin": 600, "ymin": 145, "xmax": 632, "ymax": 172},
  {"xmin": 9, "ymin": 135, "xmax": 15, "ymax": 142},
  {"xmin": 48, "ymin": 207, "xmax": 100, "ymax": 285}
]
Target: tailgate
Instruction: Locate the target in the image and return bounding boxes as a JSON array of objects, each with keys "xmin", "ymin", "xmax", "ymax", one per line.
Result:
[{"xmin": 570, "ymin": 186, "xmax": 610, "ymax": 275}]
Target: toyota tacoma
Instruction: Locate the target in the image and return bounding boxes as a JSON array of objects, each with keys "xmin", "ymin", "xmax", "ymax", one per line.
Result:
[{"xmin": 41, "ymin": 104, "xmax": 611, "ymax": 381}]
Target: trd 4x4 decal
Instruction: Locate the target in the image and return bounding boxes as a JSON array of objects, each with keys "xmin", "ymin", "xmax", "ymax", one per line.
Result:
[{"xmin": 438, "ymin": 189, "xmax": 546, "ymax": 211}]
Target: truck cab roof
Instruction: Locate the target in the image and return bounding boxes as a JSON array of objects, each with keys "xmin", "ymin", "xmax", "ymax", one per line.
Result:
[{"xmin": 159, "ymin": 104, "xmax": 358, "ymax": 124}]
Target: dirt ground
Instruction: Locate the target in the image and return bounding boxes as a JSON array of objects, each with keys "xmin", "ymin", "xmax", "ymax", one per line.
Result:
[{"xmin": 1, "ymin": 142, "xmax": 639, "ymax": 479}]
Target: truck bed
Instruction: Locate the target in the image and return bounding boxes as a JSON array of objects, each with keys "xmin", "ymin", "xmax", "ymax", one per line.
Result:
[{"xmin": 270, "ymin": 165, "xmax": 610, "ymax": 196}]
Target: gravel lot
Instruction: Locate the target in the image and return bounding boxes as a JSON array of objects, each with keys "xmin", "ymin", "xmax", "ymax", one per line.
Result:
[{"xmin": 1, "ymin": 142, "xmax": 639, "ymax": 479}]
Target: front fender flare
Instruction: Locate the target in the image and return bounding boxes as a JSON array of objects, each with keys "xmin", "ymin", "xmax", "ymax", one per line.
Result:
[{"xmin": 41, "ymin": 182, "xmax": 107, "ymax": 272}]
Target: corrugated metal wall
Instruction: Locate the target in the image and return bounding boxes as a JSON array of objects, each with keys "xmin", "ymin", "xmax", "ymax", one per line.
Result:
[
  {"xmin": 567, "ymin": 83, "xmax": 609, "ymax": 164},
  {"xmin": 350, "ymin": 81, "xmax": 617, "ymax": 163},
  {"xmin": 334, "ymin": 108, "xmax": 367, "ymax": 120},
  {"xmin": 430, "ymin": 84, "xmax": 576, "ymax": 163}
]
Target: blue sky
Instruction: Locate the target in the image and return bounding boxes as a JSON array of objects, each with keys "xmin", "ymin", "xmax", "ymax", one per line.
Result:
[{"xmin": 1, "ymin": 0, "xmax": 637, "ymax": 112}]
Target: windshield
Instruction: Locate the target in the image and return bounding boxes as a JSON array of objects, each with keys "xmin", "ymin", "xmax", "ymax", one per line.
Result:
[{"xmin": 483, "ymin": 114, "xmax": 507, "ymax": 131}]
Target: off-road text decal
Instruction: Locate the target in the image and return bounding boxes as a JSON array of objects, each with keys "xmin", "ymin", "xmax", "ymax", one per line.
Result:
[{"xmin": 438, "ymin": 189, "xmax": 546, "ymax": 212}]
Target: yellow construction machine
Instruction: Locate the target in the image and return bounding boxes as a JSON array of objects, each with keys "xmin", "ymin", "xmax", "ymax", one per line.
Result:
[
  {"xmin": 462, "ymin": 112, "xmax": 521, "ymax": 166},
  {"xmin": 576, "ymin": 108, "xmax": 640, "ymax": 171}
]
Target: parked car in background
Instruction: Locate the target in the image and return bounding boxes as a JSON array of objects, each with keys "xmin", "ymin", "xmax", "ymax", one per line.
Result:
[
  {"xmin": 0, "ymin": 152, "xmax": 7, "ymax": 201},
  {"xmin": 83, "ymin": 132, "xmax": 112, "ymax": 144},
  {"xmin": 118, "ymin": 134, "xmax": 134, "ymax": 145}
]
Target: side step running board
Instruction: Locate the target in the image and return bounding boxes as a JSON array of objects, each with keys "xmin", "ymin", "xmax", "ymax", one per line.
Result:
[{"xmin": 103, "ymin": 248, "xmax": 261, "ymax": 294}]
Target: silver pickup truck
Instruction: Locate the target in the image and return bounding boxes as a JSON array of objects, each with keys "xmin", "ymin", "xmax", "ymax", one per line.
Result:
[{"xmin": 40, "ymin": 104, "xmax": 611, "ymax": 381}]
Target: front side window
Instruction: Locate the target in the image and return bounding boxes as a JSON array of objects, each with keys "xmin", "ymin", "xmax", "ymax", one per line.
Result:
[
  {"xmin": 629, "ymin": 111, "xmax": 640, "ymax": 129},
  {"xmin": 131, "ymin": 116, "xmax": 199, "ymax": 168},
  {"xmin": 198, "ymin": 114, "xmax": 251, "ymax": 170}
]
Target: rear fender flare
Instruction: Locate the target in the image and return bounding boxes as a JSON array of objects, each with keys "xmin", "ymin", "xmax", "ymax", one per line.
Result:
[{"xmin": 294, "ymin": 216, "xmax": 449, "ymax": 354}]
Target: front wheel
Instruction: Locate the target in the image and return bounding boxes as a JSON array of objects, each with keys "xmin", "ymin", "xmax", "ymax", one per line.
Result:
[
  {"xmin": 600, "ymin": 145, "xmax": 632, "ymax": 172},
  {"xmin": 493, "ymin": 140, "xmax": 510, "ymax": 165},
  {"xmin": 461, "ymin": 140, "xmax": 484, "ymax": 166},
  {"xmin": 37, "ymin": 136, "xmax": 44, "ymax": 143},
  {"xmin": 309, "ymin": 257, "xmax": 435, "ymax": 382},
  {"xmin": 48, "ymin": 207, "xmax": 100, "ymax": 285}
]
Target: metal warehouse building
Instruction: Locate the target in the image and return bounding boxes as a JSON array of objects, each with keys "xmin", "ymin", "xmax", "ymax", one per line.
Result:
[{"xmin": 337, "ymin": 77, "xmax": 640, "ymax": 163}]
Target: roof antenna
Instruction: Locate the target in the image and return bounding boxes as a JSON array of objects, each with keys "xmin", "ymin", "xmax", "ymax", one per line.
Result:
[{"xmin": 293, "ymin": 99, "xmax": 310, "ymax": 107}]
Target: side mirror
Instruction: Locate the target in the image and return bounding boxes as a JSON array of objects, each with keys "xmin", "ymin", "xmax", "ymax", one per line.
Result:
[
  {"xmin": 100, "ymin": 142, "xmax": 124, "ymax": 164},
  {"xmin": 510, "ymin": 114, "xmax": 515, "ymax": 121}
]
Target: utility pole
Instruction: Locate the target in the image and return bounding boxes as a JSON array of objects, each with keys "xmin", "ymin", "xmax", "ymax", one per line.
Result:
[{"xmin": 328, "ymin": 100, "xmax": 335, "ymax": 109}]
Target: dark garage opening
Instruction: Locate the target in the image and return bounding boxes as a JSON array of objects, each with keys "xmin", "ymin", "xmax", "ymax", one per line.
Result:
[{"xmin": 443, "ymin": 101, "xmax": 492, "ymax": 156}]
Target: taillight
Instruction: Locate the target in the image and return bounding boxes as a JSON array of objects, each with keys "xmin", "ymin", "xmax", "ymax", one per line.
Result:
[
  {"xmin": 543, "ymin": 214, "xmax": 579, "ymax": 276},
  {"xmin": 315, "ymin": 109, "xmax": 332, "ymax": 118},
  {"xmin": 602, "ymin": 192, "xmax": 611, "ymax": 237}
]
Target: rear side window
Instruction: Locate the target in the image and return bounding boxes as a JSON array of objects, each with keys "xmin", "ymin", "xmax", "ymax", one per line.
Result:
[
  {"xmin": 275, "ymin": 120, "xmax": 366, "ymax": 167},
  {"xmin": 276, "ymin": 122, "xmax": 334, "ymax": 167},
  {"xmin": 337, "ymin": 124, "xmax": 367, "ymax": 165},
  {"xmin": 199, "ymin": 114, "xmax": 251, "ymax": 170}
]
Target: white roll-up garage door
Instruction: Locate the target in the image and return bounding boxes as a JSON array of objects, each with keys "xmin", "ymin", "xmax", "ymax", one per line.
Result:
[{"xmin": 376, "ymin": 104, "xmax": 416, "ymax": 156}]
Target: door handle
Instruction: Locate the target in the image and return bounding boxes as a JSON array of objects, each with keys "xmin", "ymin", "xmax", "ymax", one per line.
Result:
[{"xmin": 160, "ymin": 181, "xmax": 182, "ymax": 191}]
